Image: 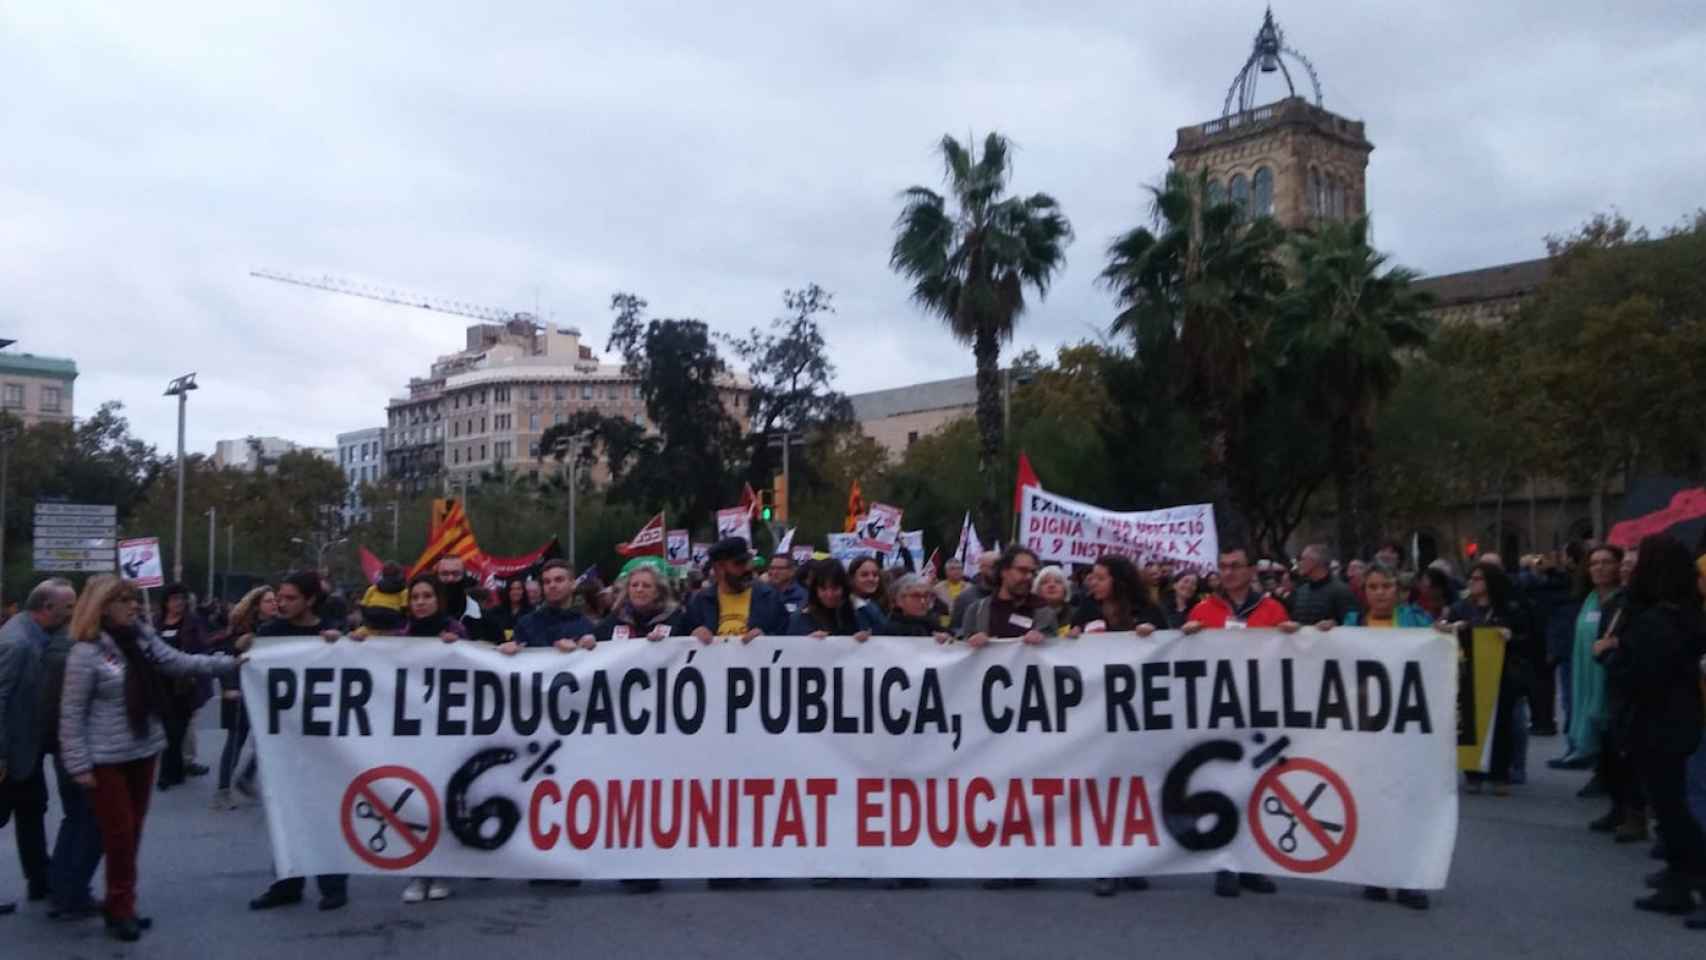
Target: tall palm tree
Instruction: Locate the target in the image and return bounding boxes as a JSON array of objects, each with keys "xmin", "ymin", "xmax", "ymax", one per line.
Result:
[
  {"xmin": 1278, "ymin": 215, "xmax": 1434, "ymax": 558},
  {"xmin": 1100, "ymin": 168, "xmax": 1285, "ymax": 543},
  {"xmin": 891, "ymin": 133, "xmax": 1073, "ymax": 535}
]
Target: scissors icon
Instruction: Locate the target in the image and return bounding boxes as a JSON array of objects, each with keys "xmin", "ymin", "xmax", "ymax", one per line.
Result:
[
  {"xmin": 1262, "ymin": 782, "xmax": 1344, "ymax": 853},
  {"xmin": 355, "ymin": 787, "xmax": 430, "ymax": 853}
]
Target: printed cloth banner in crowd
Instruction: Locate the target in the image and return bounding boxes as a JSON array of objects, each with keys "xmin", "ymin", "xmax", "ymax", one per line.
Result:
[
  {"xmin": 1020, "ymin": 489, "xmax": 1218, "ymax": 574},
  {"xmin": 665, "ymin": 530, "xmax": 691, "ymax": 566},
  {"xmin": 775, "ymin": 527, "xmax": 797, "ymax": 556},
  {"xmin": 690, "ymin": 542, "xmax": 710, "ymax": 568},
  {"xmin": 1457, "ymin": 628, "xmax": 1507, "ymax": 772},
  {"xmin": 790, "ymin": 545, "xmax": 814, "ymax": 565},
  {"xmin": 243, "ymin": 628, "xmax": 1457, "ymax": 887},
  {"xmin": 117, "ymin": 537, "xmax": 165, "ymax": 588},
  {"xmin": 715, "ymin": 507, "xmax": 752, "ymax": 547}
]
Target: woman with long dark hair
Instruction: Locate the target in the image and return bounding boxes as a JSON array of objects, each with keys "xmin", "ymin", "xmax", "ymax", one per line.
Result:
[
  {"xmin": 787, "ymin": 560, "xmax": 870, "ymax": 640},
  {"xmin": 1164, "ymin": 572, "xmax": 1202, "ymax": 629},
  {"xmin": 491, "ymin": 577, "xmax": 534, "ymax": 639},
  {"xmin": 1597, "ymin": 535, "xmax": 1706, "ymax": 921},
  {"xmin": 153, "ymin": 583, "xmax": 210, "ymax": 790},
  {"xmin": 1446, "ymin": 560, "xmax": 1535, "ymax": 794},
  {"xmin": 1070, "ymin": 555, "xmax": 1169, "ymax": 639},
  {"xmin": 59, "ymin": 575, "xmax": 238, "ymax": 941},
  {"xmin": 209, "ymin": 585, "xmax": 276, "ymax": 810}
]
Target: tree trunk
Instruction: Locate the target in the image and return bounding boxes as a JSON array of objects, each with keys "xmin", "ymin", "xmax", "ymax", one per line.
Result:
[
  {"xmin": 973, "ymin": 325, "xmax": 1004, "ymax": 540},
  {"xmin": 1350, "ymin": 413, "xmax": 1381, "ymax": 562},
  {"xmin": 1332, "ymin": 415, "xmax": 1356, "ymax": 561},
  {"xmin": 1201, "ymin": 405, "xmax": 1246, "ymax": 549}
]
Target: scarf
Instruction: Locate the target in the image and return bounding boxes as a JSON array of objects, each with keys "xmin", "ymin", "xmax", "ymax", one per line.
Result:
[
  {"xmin": 109, "ymin": 623, "xmax": 170, "ymax": 738},
  {"xmin": 407, "ymin": 613, "xmax": 452, "ymax": 638}
]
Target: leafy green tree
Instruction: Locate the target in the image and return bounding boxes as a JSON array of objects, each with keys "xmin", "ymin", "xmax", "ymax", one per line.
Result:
[
  {"xmin": 1100, "ymin": 168, "xmax": 1285, "ymax": 545},
  {"xmin": 890, "ymin": 132, "xmax": 1073, "ymax": 536},
  {"xmin": 724, "ymin": 283, "xmax": 853, "ymax": 495},
  {"xmin": 1278, "ymin": 215, "xmax": 1434, "ymax": 558},
  {"xmin": 605, "ymin": 293, "xmax": 745, "ymax": 529}
]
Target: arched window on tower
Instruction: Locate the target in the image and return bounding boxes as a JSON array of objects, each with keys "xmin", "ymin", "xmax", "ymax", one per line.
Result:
[
  {"xmin": 1331, "ymin": 177, "xmax": 1345, "ymax": 219},
  {"xmin": 1207, "ymin": 178, "xmax": 1226, "ymax": 207},
  {"xmin": 1229, "ymin": 173, "xmax": 1250, "ymax": 221},
  {"xmin": 1324, "ymin": 174, "xmax": 1338, "ymax": 220},
  {"xmin": 1308, "ymin": 169, "xmax": 1322, "ymax": 217},
  {"xmin": 1252, "ymin": 167, "xmax": 1273, "ymax": 218}
]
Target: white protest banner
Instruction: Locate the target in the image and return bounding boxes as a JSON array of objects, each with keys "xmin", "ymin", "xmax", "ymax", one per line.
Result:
[
  {"xmin": 954, "ymin": 511, "xmax": 984, "ymax": 566},
  {"xmin": 790, "ymin": 545, "xmax": 813, "ymax": 565},
  {"xmin": 775, "ymin": 527, "xmax": 797, "ymax": 556},
  {"xmin": 118, "ymin": 537, "xmax": 165, "ymax": 588},
  {"xmin": 826, "ymin": 532, "xmax": 870, "ymax": 563},
  {"xmin": 857, "ymin": 502, "xmax": 902, "ymax": 552},
  {"xmin": 665, "ymin": 530, "xmax": 691, "ymax": 566},
  {"xmin": 243, "ymin": 628, "xmax": 1457, "ymax": 887},
  {"xmin": 885, "ymin": 530, "xmax": 925, "ymax": 570},
  {"xmin": 1020, "ymin": 489, "xmax": 1218, "ymax": 574},
  {"xmin": 690, "ymin": 542, "xmax": 710, "ymax": 568},
  {"xmin": 715, "ymin": 507, "xmax": 751, "ymax": 547}
]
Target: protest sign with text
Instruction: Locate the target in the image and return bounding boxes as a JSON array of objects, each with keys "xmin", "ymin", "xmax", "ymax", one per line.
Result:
[
  {"xmin": 245, "ymin": 628, "xmax": 1455, "ymax": 887},
  {"xmin": 1020, "ymin": 490, "xmax": 1218, "ymax": 574}
]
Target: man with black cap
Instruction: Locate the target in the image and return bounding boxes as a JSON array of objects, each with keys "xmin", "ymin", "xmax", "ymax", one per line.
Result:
[{"xmin": 686, "ymin": 538, "xmax": 790, "ymax": 642}]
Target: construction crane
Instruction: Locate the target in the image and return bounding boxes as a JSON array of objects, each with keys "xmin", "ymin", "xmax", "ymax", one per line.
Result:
[{"xmin": 250, "ymin": 269, "xmax": 540, "ymax": 328}]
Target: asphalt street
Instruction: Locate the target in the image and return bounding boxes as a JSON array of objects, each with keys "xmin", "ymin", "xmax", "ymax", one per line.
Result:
[{"xmin": 3, "ymin": 719, "xmax": 1700, "ymax": 959}]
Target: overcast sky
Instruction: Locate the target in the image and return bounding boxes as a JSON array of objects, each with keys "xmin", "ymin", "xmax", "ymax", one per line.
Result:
[{"xmin": 4, "ymin": 1, "xmax": 1700, "ymax": 455}]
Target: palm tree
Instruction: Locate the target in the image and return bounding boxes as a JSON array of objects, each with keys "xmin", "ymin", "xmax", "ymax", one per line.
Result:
[
  {"xmin": 1099, "ymin": 168, "xmax": 1286, "ymax": 543},
  {"xmin": 890, "ymin": 133, "xmax": 1073, "ymax": 535},
  {"xmin": 1278, "ymin": 215, "xmax": 1434, "ymax": 558}
]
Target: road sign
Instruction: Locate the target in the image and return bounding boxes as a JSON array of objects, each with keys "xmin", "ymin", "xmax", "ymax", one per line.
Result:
[
  {"xmin": 33, "ymin": 537, "xmax": 116, "ymax": 550},
  {"xmin": 33, "ymin": 548, "xmax": 116, "ymax": 562},
  {"xmin": 33, "ymin": 503, "xmax": 117, "ymax": 519},
  {"xmin": 31, "ymin": 558, "xmax": 115, "ymax": 573},
  {"xmin": 32, "ymin": 524, "xmax": 119, "ymax": 539}
]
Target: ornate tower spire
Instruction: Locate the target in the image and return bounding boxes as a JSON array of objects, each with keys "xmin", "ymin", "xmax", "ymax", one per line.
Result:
[{"xmin": 1223, "ymin": 7, "xmax": 1323, "ymax": 117}]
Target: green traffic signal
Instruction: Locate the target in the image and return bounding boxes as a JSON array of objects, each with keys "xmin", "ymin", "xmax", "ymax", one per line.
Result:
[{"xmin": 761, "ymin": 507, "xmax": 774, "ymax": 521}]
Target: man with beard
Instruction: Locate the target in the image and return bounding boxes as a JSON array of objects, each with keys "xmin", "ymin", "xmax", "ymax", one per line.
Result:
[
  {"xmin": 949, "ymin": 552, "xmax": 999, "ymax": 633},
  {"xmin": 686, "ymin": 538, "xmax": 789, "ymax": 643},
  {"xmin": 955, "ymin": 546, "xmax": 1053, "ymax": 647},
  {"xmin": 436, "ymin": 556, "xmax": 498, "ymax": 644}
]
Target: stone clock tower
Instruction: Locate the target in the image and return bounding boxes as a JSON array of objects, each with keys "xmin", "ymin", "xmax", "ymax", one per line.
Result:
[{"xmin": 1170, "ymin": 9, "xmax": 1372, "ymax": 229}]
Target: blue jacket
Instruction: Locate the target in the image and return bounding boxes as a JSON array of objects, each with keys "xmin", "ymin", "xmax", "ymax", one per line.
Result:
[
  {"xmin": 514, "ymin": 604, "xmax": 599, "ymax": 648},
  {"xmin": 774, "ymin": 582, "xmax": 808, "ymax": 614},
  {"xmin": 684, "ymin": 582, "xmax": 791, "ymax": 636},
  {"xmin": 1345, "ymin": 605, "xmax": 1434, "ymax": 628},
  {"xmin": 0, "ymin": 614, "xmax": 52, "ymax": 779},
  {"xmin": 852, "ymin": 599, "xmax": 888, "ymax": 633}
]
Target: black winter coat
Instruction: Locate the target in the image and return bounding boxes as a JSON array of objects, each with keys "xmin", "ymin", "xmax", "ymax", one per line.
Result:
[{"xmin": 1601, "ymin": 603, "xmax": 1705, "ymax": 756}]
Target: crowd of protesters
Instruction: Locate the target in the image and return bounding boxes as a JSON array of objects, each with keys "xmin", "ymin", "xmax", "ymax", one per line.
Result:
[{"xmin": 1, "ymin": 527, "xmax": 1703, "ymax": 939}]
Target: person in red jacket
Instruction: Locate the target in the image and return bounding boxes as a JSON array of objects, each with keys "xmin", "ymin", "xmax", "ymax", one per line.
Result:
[
  {"xmin": 1181, "ymin": 546, "xmax": 1298, "ymax": 899},
  {"xmin": 1181, "ymin": 547, "xmax": 1296, "ymax": 631}
]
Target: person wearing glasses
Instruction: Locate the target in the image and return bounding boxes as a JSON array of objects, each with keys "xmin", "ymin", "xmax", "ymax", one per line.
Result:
[
  {"xmin": 1182, "ymin": 546, "xmax": 1297, "ymax": 899},
  {"xmin": 953, "ymin": 546, "xmax": 1055, "ymax": 649},
  {"xmin": 1442, "ymin": 560, "xmax": 1535, "ymax": 796}
]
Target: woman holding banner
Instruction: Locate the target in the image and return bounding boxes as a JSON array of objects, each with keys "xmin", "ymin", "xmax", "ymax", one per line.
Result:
[
  {"xmin": 886, "ymin": 574, "xmax": 952, "ymax": 642},
  {"xmin": 1163, "ymin": 572, "xmax": 1201, "ymax": 629},
  {"xmin": 1447, "ymin": 562, "xmax": 1534, "ymax": 796},
  {"xmin": 594, "ymin": 566, "xmax": 685, "ymax": 643},
  {"xmin": 788, "ymin": 560, "xmax": 871, "ymax": 641},
  {"xmin": 59, "ymin": 575, "xmax": 239, "ymax": 942},
  {"xmin": 1070, "ymin": 556, "xmax": 1167, "ymax": 640},
  {"xmin": 846, "ymin": 556, "xmax": 892, "ymax": 633},
  {"xmin": 1034, "ymin": 566, "xmax": 1074, "ymax": 635}
]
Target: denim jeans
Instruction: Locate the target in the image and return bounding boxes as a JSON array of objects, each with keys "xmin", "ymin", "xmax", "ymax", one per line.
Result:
[
  {"xmin": 1687, "ymin": 731, "xmax": 1706, "ymax": 832},
  {"xmin": 48, "ymin": 757, "xmax": 103, "ymax": 911},
  {"xmin": 1509, "ymin": 698, "xmax": 1531, "ymax": 783}
]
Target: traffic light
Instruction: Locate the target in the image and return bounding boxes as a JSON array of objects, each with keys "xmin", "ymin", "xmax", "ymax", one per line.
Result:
[
  {"xmin": 759, "ymin": 489, "xmax": 774, "ymax": 522},
  {"xmin": 772, "ymin": 472, "xmax": 788, "ymax": 523}
]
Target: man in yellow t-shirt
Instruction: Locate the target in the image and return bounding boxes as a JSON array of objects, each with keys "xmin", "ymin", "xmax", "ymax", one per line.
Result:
[{"xmin": 687, "ymin": 537, "xmax": 788, "ymax": 642}]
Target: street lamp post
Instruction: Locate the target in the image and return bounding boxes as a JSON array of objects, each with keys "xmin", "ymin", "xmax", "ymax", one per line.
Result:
[
  {"xmin": 164, "ymin": 373, "xmax": 199, "ymax": 585},
  {"xmin": 206, "ymin": 506, "xmax": 217, "ymax": 599},
  {"xmin": 552, "ymin": 437, "xmax": 579, "ymax": 568}
]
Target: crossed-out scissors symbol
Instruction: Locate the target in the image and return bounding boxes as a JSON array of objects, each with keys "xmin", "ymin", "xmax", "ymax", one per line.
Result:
[
  {"xmin": 355, "ymin": 787, "xmax": 430, "ymax": 853},
  {"xmin": 1262, "ymin": 782, "xmax": 1344, "ymax": 853}
]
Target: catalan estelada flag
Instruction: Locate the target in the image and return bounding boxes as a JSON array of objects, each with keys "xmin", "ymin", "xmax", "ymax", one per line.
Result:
[
  {"xmin": 409, "ymin": 498, "xmax": 479, "ymax": 577},
  {"xmin": 843, "ymin": 479, "xmax": 864, "ymax": 533}
]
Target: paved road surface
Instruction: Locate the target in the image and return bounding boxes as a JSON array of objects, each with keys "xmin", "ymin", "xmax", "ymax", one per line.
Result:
[{"xmin": 3, "ymin": 723, "xmax": 1699, "ymax": 958}]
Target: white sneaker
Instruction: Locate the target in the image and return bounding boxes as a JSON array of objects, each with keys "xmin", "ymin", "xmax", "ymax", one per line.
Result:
[
  {"xmin": 427, "ymin": 879, "xmax": 451, "ymax": 901},
  {"xmin": 402, "ymin": 879, "xmax": 428, "ymax": 903}
]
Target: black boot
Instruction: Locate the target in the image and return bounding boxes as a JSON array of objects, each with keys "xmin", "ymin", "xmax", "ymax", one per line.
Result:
[
  {"xmin": 1213, "ymin": 870, "xmax": 1240, "ymax": 898},
  {"xmin": 1588, "ymin": 809, "xmax": 1620, "ymax": 833},
  {"xmin": 106, "ymin": 917, "xmax": 142, "ymax": 942},
  {"xmin": 1092, "ymin": 878, "xmax": 1116, "ymax": 897},
  {"xmin": 1634, "ymin": 883, "xmax": 1695, "ymax": 915},
  {"xmin": 249, "ymin": 887, "xmax": 302, "ymax": 910}
]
